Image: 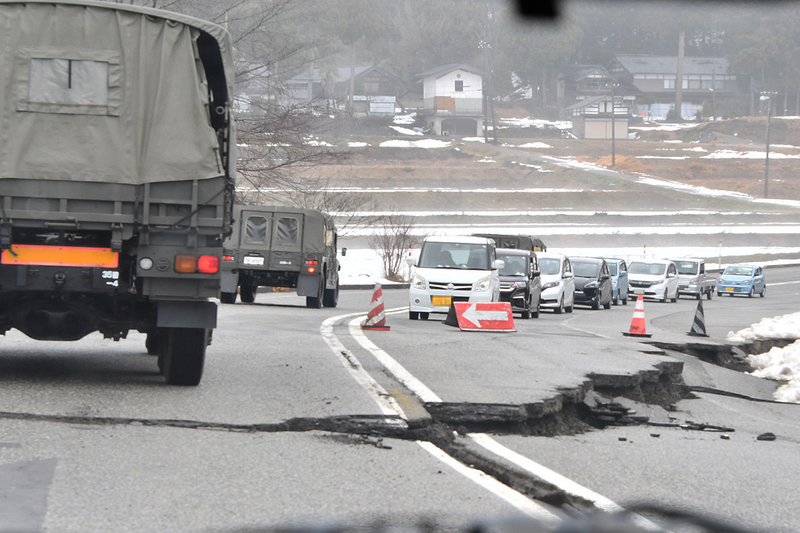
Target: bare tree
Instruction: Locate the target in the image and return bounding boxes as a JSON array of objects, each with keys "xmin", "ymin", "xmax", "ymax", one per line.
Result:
[{"xmin": 368, "ymin": 214, "xmax": 419, "ymax": 282}]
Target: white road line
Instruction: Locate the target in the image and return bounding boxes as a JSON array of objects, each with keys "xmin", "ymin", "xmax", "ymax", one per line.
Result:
[
  {"xmin": 320, "ymin": 313, "xmax": 407, "ymax": 423},
  {"xmin": 469, "ymin": 434, "xmax": 661, "ymax": 530},
  {"xmin": 767, "ymin": 280, "xmax": 800, "ymax": 286},
  {"xmin": 417, "ymin": 441, "xmax": 562, "ymax": 523},
  {"xmin": 348, "ymin": 315, "xmax": 442, "ymax": 403}
]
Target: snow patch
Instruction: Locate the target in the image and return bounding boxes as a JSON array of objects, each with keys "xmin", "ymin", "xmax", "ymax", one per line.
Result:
[{"xmin": 379, "ymin": 139, "xmax": 452, "ymax": 148}]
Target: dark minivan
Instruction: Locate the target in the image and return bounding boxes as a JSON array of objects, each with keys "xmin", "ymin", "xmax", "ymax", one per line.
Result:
[{"xmin": 496, "ymin": 248, "xmax": 541, "ymax": 319}]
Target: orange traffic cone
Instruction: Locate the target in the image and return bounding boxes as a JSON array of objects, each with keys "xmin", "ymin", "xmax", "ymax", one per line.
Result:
[
  {"xmin": 622, "ymin": 294, "xmax": 652, "ymax": 337},
  {"xmin": 362, "ymin": 283, "xmax": 390, "ymax": 331}
]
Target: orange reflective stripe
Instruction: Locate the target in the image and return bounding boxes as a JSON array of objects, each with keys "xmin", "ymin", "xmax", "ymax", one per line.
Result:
[{"xmin": 0, "ymin": 245, "xmax": 119, "ymax": 268}]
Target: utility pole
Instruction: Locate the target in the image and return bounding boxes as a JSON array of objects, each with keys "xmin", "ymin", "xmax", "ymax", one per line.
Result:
[{"xmin": 762, "ymin": 94, "xmax": 772, "ymax": 198}]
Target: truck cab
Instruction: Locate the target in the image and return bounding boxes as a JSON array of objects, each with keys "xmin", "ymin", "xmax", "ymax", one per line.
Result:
[{"xmin": 672, "ymin": 258, "xmax": 716, "ymax": 300}]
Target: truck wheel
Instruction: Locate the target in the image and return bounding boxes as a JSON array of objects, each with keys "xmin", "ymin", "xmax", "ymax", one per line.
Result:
[
  {"xmin": 145, "ymin": 332, "xmax": 159, "ymax": 355},
  {"xmin": 707, "ymin": 288, "xmax": 713, "ymax": 300},
  {"xmin": 323, "ymin": 279, "xmax": 339, "ymax": 308},
  {"xmin": 240, "ymin": 283, "xmax": 256, "ymax": 303},
  {"xmin": 409, "ymin": 311, "xmax": 419, "ymax": 320},
  {"xmin": 161, "ymin": 327, "xmax": 207, "ymax": 386},
  {"xmin": 220, "ymin": 291, "xmax": 237, "ymax": 304},
  {"xmin": 696, "ymin": 292, "xmax": 702, "ymax": 300},
  {"xmin": 420, "ymin": 312, "xmax": 430, "ymax": 320}
]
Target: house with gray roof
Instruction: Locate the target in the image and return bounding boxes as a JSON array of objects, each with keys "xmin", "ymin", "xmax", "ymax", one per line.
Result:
[
  {"xmin": 607, "ymin": 54, "xmax": 739, "ymax": 120},
  {"xmin": 283, "ymin": 65, "xmax": 406, "ymax": 116}
]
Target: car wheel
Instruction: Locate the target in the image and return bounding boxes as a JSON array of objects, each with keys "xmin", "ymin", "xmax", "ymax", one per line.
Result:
[
  {"xmin": 592, "ymin": 299, "xmax": 600, "ymax": 310},
  {"xmin": 760, "ymin": 285, "xmax": 766, "ymax": 298},
  {"xmin": 555, "ymin": 296, "xmax": 564, "ymax": 314},
  {"xmin": 603, "ymin": 298, "xmax": 611, "ymax": 309},
  {"xmin": 717, "ymin": 291, "xmax": 723, "ymax": 297},
  {"xmin": 532, "ymin": 299, "xmax": 540, "ymax": 319},
  {"xmin": 566, "ymin": 300, "xmax": 574, "ymax": 313},
  {"xmin": 748, "ymin": 286, "xmax": 755, "ymax": 298},
  {"xmin": 409, "ymin": 311, "xmax": 419, "ymax": 320},
  {"xmin": 420, "ymin": 312, "xmax": 430, "ymax": 320},
  {"xmin": 671, "ymin": 289, "xmax": 678, "ymax": 303},
  {"xmin": 661, "ymin": 291, "xmax": 667, "ymax": 303},
  {"xmin": 695, "ymin": 292, "xmax": 701, "ymax": 300},
  {"xmin": 521, "ymin": 297, "xmax": 532, "ymax": 319},
  {"xmin": 622, "ymin": 296, "xmax": 627, "ymax": 305},
  {"xmin": 612, "ymin": 292, "xmax": 618, "ymax": 306}
]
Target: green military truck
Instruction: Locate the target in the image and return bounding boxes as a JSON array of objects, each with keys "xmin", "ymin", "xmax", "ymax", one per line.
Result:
[
  {"xmin": 221, "ymin": 205, "xmax": 341, "ymax": 308},
  {"xmin": 473, "ymin": 234, "xmax": 547, "ymax": 252},
  {"xmin": 0, "ymin": 1, "xmax": 236, "ymax": 385}
]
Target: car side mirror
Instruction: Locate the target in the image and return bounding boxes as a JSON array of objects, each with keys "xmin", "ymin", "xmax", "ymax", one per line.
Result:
[
  {"xmin": 406, "ymin": 256, "xmax": 416, "ymax": 267},
  {"xmin": 341, "ymin": 247, "xmax": 347, "ymax": 257},
  {"xmin": 563, "ymin": 272, "xmax": 574, "ymax": 279},
  {"xmin": 532, "ymin": 269, "xmax": 540, "ymax": 278},
  {"xmin": 493, "ymin": 259, "xmax": 505, "ymax": 270},
  {"xmin": 602, "ymin": 274, "xmax": 610, "ymax": 281}
]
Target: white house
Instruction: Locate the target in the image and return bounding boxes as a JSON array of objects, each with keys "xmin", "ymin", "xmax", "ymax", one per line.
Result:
[{"xmin": 416, "ymin": 64, "xmax": 484, "ymax": 137}]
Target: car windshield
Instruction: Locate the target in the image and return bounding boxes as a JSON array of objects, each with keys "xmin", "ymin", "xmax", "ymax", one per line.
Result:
[
  {"xmin": 498, "ymin": 255, "xmax": 527, "ymax": 276},
  {"xmin": 724, "ymin": 265, "xmax": 755, "ymax": 276},
  {"xmin": 538, "ymin": 257, "xmax": 561, "ymax": 275},
  {"xmin": 629, "ymin": 262, "xmax": 666, "ymax": 275},
  {"xmin": 572, "ymin": 261, "xmax": 599, "ymax": 278},
  {"xmin": 676, "ymin": 261, "xmax": 699, "ymax": 275},
  {"xmin": 418, "ymin": 242, "xmax": 490, "ymax": 270},
  {"xmin": 607, "ymin": 263, "xmax": 618, "ymax": 276}
]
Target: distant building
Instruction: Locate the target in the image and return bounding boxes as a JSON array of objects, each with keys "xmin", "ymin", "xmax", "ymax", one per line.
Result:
[
  {"xmin": 564, "ymin": 94, "xmax": 629, "ymax": 139},
  {"xmin": 416, "ymin": 63, "xmax": 484, "ymax": 137},
  {"xmin": 607, "ymin": 54, "xmax": 738, "ymax": 120},
  {"xmin": 283, "ymin": 65, "xmax": 406, "ymax": 116}
]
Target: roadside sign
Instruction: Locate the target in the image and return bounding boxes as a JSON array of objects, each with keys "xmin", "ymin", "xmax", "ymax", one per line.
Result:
[{"xmin": 453, "ymin": 302, "xmax": 515, "ymax": 332}]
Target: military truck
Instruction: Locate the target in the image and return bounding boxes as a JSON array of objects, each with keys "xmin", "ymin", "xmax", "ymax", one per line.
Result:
[
  {"xmin": 0, "ymin": 1, "xmax": 236, "ymax": 385},
  {"xmin": 220, "ymin": 205, "xmax": 341, "ymax": 308},
  {"xmin": 473, "ymin": 234, "xmax": 547, "ymax": 252}
]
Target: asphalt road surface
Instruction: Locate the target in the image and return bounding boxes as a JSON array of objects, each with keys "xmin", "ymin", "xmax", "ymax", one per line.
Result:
[{"xmin": 1, "ymin": 266, "xmax": 798, "ymax": 532}]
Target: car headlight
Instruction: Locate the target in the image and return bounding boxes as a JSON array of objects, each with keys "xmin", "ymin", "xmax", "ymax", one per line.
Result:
[
  {"xmin": 475, "ymin": 274, "xmax": 492, "ymax": 292},
  {"xmin": 742, "ymin": 280, "xmax": 751, "ymax": 285},
  {"xmin": 719, "ymin": 278, "xmax": 727, "ymax": 284},
  {"xmin": 542, "ymin": 280, "xmax": 560, "ymax": 290},
  {"xmin": 412, "ymin": 272, "xmax": 426, "ymax": 290},
  {"xmin": 584, "ymin": 281, "xmax": 598, "ymax": 289},
  {"xmin": 514, "ymin": 281, "xmax": 527, "ymax": 289}
]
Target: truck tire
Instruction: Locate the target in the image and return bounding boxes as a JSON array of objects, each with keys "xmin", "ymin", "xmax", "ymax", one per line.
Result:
[
  {"xmin": 696, "ymin": 292, "xmax": 702, "ymax": 300},
  {"xmin": 707, "ymin": 288, "xmax": 713, "ymax": 300},
  {"xmin": 145, "ymin": 332, "xmax": 159, "ymax": 355},
  {"xmin": 240, "ymin": 283, "xmax": 257, "ymax": 303},
  {"xmin": 220, "ymin": 291, "xmax": 237, "ymax": 304},
  {"xmin": 323, "ymin": 278, "xmax": 339, "ymax": 308},
  {"xmin": 161, "ymin": 327, "xmax": 207, "ymax": 386}
]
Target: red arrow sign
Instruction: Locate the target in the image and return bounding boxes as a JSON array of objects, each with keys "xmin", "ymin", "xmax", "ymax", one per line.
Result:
[{"xmin": 453, "ymin": 302, "xmax": 515, "ymax": 332}]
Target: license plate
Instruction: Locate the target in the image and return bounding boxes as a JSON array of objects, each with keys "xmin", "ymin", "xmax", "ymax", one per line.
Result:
[
  {"xmin": 725, "ymin": 287, "xmax": 734, "ymax": 292},
  {"xmin": 243, "ymin": 256, "xmax": 265, "ymax": 266},
  {"xmin": 431, "ymin": 295, "xmax": 451, "ymax": 307}
]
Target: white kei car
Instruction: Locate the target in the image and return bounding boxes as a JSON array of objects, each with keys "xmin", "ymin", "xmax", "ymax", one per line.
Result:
[{"xmin": 537, "ymin": 252, "xmax": 575, "ymax": 313}]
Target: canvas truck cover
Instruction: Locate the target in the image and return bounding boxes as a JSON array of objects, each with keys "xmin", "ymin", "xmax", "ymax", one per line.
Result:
[{"xmin": 0, "ymin": 0, "xmax": 236, "ymax": 185}]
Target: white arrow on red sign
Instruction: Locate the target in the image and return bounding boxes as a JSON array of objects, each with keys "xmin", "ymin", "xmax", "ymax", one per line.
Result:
[{"xmin": 453, "ymin": 302, "xmax": 515, "ymax": 332}]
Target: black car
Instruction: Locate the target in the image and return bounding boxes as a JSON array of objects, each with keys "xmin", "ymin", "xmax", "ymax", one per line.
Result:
[
  {"xmin": 496, "ymin": 248, "xmax": 541, "ymax": 319},
  {"xmin": 571, "ymin": 257, "xmax": 612, "ymax": 310}
]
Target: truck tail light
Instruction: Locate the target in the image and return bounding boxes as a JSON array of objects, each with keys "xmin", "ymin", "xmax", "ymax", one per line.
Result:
[
  {"xmin": 174, "ymin": 255, "xmax": 198, "ymax": 273},
  {"xmin": 222, "ymin": 255, "xmax": 234, "ymax": 262},
  {"xmin": 174, "ymin": 254, "xmax": 220, "ymax": 274},
  {"xmin": 306, "ymin": 259, "xmax": 318, "ymax": 274},
  {"xmin": 198, "ymin": 255, "xmax": 219, "ymax": 274}
]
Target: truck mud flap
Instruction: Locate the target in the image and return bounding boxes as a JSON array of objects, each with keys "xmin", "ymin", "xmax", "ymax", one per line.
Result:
[
  {"xmin": 157, "ymin": 301, "xmax": 217, "ymax": 329},
  {"xmin": 297, "ymin": 273, "xmax": 322, "ymax": 297}
]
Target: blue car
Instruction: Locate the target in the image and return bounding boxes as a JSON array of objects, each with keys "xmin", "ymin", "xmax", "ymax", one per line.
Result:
[
  {"xmin": 603, "ymin": 258, "xmax": 629, "ymax": 305},
  {"xmin": 716, "ymin": 264, "xmax": 766, "ymax": 297}
]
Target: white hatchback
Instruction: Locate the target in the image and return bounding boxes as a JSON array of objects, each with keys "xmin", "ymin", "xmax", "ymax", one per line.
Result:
[
  {"xmin": 627, "ymin": 259, "xmax": 679, "ymax": 302},
  {"xmin": 537, "ymin": 252, "xmax": 575, "ymax": 313}
]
